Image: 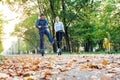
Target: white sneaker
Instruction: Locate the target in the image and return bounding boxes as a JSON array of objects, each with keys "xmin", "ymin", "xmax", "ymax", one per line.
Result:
[{"xmin": 57, "ymin": 48, "xmax": 60, "ymax": 53}]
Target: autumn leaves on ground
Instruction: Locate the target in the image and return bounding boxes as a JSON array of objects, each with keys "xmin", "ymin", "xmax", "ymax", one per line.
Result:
[{"xmin": 0, "ymin": 54, "xmax": 120, "ymax": 80}]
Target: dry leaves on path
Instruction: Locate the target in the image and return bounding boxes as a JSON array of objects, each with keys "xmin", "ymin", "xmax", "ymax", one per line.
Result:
[{"xmin": 0, "ymin": 54, "xmax": 120, "ymax": 80}]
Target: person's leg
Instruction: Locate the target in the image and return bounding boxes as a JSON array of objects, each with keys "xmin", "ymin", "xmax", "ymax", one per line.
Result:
[
  {"xmin": 44, "ymin": 29, "xmax": 54, "ymax": 43},
  {"xmin": 59, "ymin": 31, "xmax": 63, "ymax": 55},
  {"xmin": 56, "ymin": 32, "xmax": 60, "ymax": 54},
  {"xmin": 39, "ymin": 30, "xmax": 45, "ymax": 56},
  {"xmin": 56, "ymin": 32, "xmax": 60, "ymax": 49},
  {"xmin": 59, "ymin": 32, "xmax": 63, "ymax": 49}
]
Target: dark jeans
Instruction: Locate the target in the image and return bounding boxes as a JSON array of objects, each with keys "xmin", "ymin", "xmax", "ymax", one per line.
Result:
[
  {"xmin": 56, "ymin": 30, "xmax": 63, "ymax": 49},
  {"xmin": 39, "ymin": 29, "xmax": 53, "ymax": 51}
]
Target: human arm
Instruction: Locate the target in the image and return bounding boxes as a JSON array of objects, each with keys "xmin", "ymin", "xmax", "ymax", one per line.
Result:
[
  {"xmin": 45, "ymin": 19, "xmax": 49, "ymax": 28},
  {"xmin": 62, "ymin": 22, "xmax": 65, "ymax": 32},
  {"xmin": 54, "ymin": 23, "xmax": 57, "ymax": 32},
  {"xmin": 35, "ymin": 19, "xmax": 42, "ymax": 28}
]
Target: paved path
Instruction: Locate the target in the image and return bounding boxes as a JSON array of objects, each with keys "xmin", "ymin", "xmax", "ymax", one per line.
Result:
[{"xmin": 0, "ymin": 54, "xmax": 120, "ymax": 80}]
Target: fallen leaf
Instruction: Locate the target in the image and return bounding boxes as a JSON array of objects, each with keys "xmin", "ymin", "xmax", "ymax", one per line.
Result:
[
  {"xmin": 33, "ymin": 60, "xmax": 40, "ymax": 65},
  {"xmin": 31, "ymin": 65, "xmax": 39, "ymax": 71},
  {"xmin": 27, "ymin": 77, "xmax": 34, "ymax": 80},
  {"xmin": 102, "ymin": 60, "xmax": 108, "ymax": 65},
  {"xmin": 46, "ymin": 63, "xmax": 53, "ymax": 69},
  {"xmin": 80, "ymin": 65, "xmax": 88, "ymax": 69},
  {"xmin": 0, "ymin": 78, "xmax": 6, "ymax": 80},
  {"xmin": 48, "ymin": 57, "xmax": 54, "ymax": 61},
  {"xmin": 72, "ymin": 59, "xmax": 77, "ymax": 62},
  {"xmin": 89, "ymin": 64, "xmax": 99, "ymax": 69},
  {"xmin": 58, "ymin": 67, "xmax": 70, "ymax": 72},
  {"xmin": 44, "ymin": 71, "xmax": 53, "ymax": 78},
  {"xmin": 21, "ymin": 72, "xmax": 30, "ymax": 77},
  {"xmin": 65, "ymin": 62, "xmax": 72, "ymax": 67}
]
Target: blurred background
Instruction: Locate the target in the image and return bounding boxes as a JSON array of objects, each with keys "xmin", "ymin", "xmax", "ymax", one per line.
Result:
[{"xmin": 0, "ymin": 0, "xmax": 120, "ymax": 54}]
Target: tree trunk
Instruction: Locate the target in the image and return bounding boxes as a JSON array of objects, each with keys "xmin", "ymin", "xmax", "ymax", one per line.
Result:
[
  {"xmin": 84, "ymin": 37, "xmax": 91, "ymax": 52},
  {"xmin": 84, "ymin": 43, "xmax": 89, "ymax": 52},
  {"xmin": 62, "ymin": 0, "xmax": 71, "ymax": 52},
  {"xmin": 49, "ymin": 0, "xmax": 57, "ymax": 52},
  {"xmin": 64, "ymin": 27, "xmax": 71, "ymax": 51},
  {"xmin": 99, "ymin": 39, "xmax": 103, "ymax": 50},
  {"xmin": 52, "ymin": 21, "xmax": 57, "ymax": 52}
]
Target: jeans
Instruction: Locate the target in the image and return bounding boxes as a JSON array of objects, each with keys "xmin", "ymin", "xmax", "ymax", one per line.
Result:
[
  {"xmin": 39, "ymin": 29, "xmax": 53, "ymax": 51},
  {"xmin": 56, "ymin": 30, "xmax": 63, "ymax": 49}
]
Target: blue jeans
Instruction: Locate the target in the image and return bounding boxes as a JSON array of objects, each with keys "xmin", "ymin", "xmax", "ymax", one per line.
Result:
[{"xmin": 39, "ymin": 29, "xmax": 53, "ymax": 51}]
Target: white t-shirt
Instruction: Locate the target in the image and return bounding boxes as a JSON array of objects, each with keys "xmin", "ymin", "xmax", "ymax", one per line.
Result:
[{"xmin": 54, "ymin": 22, "xmax": 64, "ymax": 32}]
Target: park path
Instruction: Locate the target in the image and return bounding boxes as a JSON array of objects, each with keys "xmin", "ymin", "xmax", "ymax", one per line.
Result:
[{"xmin": 0, "ymin": 54, "xmax": 120, "ymax": 80}]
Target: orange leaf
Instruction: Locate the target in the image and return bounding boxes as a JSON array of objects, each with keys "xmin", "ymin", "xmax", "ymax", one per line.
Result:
[
  {"xmin": 27, "ymin": 77, "xmax": 34, "ymax": 80},
  {"xmin": 102, "ymin": 60, "xmax": 108, "ymax": 65},
  {"xmin": 31, "ymin": 65, "xmax": 39, "ymax": 71},
  {"xmin": 81, "ymin": 65, "xmax": 88, "ymax": 69},
  {"xmin": 0, "ymin": 78, "xmax": 6, "ymax": 80},
  {"xmin": 46, "ymin": 64, "xmax": 53, "ymax": 69},
  {"xmin": 34, "ymin": 60, "xmax": 40, "ymax": 65},
  {"xmin": 44, "ymin": 71, "xmax": 53, "ymax": 78}
]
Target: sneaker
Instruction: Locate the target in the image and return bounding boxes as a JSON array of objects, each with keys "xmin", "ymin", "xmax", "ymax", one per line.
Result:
[
  {"xmin": 57, "ymin": 48, "xmax": 60, "ymax": 53},
  {"xmin": 40, "ymin": 50, "xmax": 45, "ymax": 56},
  {"xmin": 57, "ymin": 48, "xmax": 62, "ymax": 55},
  {"xmin": 59, "ymin": 52, "xmax": 62, "ymax": 55},
  {"xmin": 41, "ymin": 52, "xmax": 44, "ymax": 56},
  {"xmin": 59, "ymin": 49, "xmax": 62, "ymax": 55}
]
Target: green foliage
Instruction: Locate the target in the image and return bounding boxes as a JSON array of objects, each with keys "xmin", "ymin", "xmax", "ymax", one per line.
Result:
[
  {"xmin": 68, "ymin": 0, "xmax": 120, "ymax": 52},
  {"xmin": 10, "ymin": 0, "xmax": 120, "ymax": 52},
  {"xmin": 12, "ymin": 14, "xmax": 39, "ymax": 50}
]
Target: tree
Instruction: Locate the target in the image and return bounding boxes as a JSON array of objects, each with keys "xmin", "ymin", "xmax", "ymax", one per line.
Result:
[{"xmin": 67, "ymin": 0, "xmax": 120, "ymax": 52}]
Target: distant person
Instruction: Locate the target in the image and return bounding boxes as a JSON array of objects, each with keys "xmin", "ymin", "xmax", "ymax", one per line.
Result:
[
  {"xmin": 54, "ymin": 16, "xmax": 65, "ymax": 55},
  {"xmin": 36, "ymin": 13, "xmax": 54, "ymax": 56},
  {"xmin": 103, "ymin": 38, "xmax": 111, "ymax": 53}
]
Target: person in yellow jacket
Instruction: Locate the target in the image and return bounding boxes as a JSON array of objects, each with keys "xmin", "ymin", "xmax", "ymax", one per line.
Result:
[{"xmin": 103, "ymin": 38, "xmax": 111, "ymax": 52}]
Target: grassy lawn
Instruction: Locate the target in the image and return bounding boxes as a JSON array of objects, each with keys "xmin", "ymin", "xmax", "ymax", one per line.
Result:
[{"xmin": 48, "ymin": 51, "xmax": 120, "ymax": 54}]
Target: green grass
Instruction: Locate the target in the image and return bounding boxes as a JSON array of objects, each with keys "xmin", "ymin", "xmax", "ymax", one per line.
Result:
[
  {"xmin": 78, "ymin": 51, "xmax": 120, "ymax": 54},
  {"xmin": 47, "ymin": 51, "xmax": 120, "ymax": 54}
]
